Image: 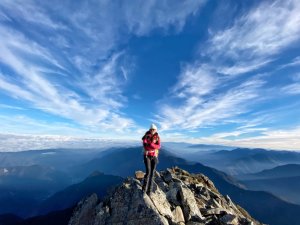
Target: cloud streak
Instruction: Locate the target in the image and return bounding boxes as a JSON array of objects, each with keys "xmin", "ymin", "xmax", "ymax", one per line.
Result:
[
  {"xmin": 157, "ymin": 64, "xmax": 265, "ymax": 130},
  {"xmin": 205, "ymin": 0, "xmax": 300, "ymax": 75},
  {"xmin": 0, "ymin": 0, "xmax": 206, "ymax": 135},
  {"xmin": 0, "ymin": 0, "xmax": 299, "ymax": 151},
  {"xmin": 0, "ymin": 133, "xmax": 138, "ymax": 152},
  {"xmin": 156, "ymin": 0, "xmax": 300, "ymax": 135},
  {"xmin": 195, "ymin": 127, "xmax": 300, "ymax": 151}
]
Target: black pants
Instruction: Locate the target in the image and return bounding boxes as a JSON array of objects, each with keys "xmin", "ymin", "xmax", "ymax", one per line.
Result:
[{"xmin": 143, "ymin": 155, "xmax": 158, "ymax": 194}]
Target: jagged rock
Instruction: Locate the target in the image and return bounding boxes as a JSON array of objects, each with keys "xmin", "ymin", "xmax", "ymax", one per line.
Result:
[
  {"xmin": 147, "ymin": 186, "xmax": 174, "ymax": 221},
  {"xmin": 208, "ymin": 198, "xmax": 223, "ymax": 209},
  {"xmin": 161, "ymin": 168, "xmax": 174, "ymax": 183},
  {"xmin": 68, "ymin": 167, "xmax": 263, "ymax": 225},
  {"xmin": 178, "ymin": 185, "xmax": 204, "ymax": 222},
  {"xmin": 201, "ymin": 207, "xmax": 228, "ymax": 216},
  {"xmin": 155, "ymin": 172, "xmax": 170, "ymax": 192},
  {"xmin": 107, "ymin": 178, "xmax": 169, "ymax": 225},
  {"xmin": 68, "ymin": 194, "xmax": 98, "ymax": 225},
  {"xmin": 220, "ymin": 214, "xmax": 238, "ymax": 224},
  {"xmin": 166, "ymin": 183, "xmax": 181, "ymax": 206},
  {"xmin": 172, "ymin": 206, "xmax": 185, "ymax": 224}
]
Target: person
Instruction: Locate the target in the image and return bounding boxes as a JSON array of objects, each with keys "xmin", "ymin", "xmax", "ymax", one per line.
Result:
[{"xmin": 141, "ymin": 123, "xmax": 161, "ymax": 195}]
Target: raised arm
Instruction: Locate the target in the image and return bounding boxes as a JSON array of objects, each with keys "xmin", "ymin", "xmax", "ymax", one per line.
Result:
[{"xmin": 150, "ymin": 136, "xmax": 161, "ymax": 149}]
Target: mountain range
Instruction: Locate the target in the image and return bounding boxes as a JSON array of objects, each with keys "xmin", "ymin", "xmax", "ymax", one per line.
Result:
[
  {"xmin": 0, "ymin": 164, "xmax": 71, "ymax": 218},
  {"xmin": 238, "ymin": 164, "xmax": 300, "ymax": 205},
  {"xmin": 37, "ymin": 171, "xmax": 123, "ymax": 215},
  {"xmin": 67, "ymin": 147, "xmax": 300, "ymax": 225},
  {"xmin": 181, "ymin": 148, "xmax": 300, "ymax": 175},
  {"xmin": 1, "ymin": 146, "xmax": 300, "ymax": 225}
]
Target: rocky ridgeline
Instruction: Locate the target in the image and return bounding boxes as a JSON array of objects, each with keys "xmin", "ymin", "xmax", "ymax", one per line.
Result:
[{"xmin": 68, "ymin": 167, "xmax": 262, "ymax": 225}]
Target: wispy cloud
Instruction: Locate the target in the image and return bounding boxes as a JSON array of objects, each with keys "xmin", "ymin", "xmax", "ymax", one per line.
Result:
[
  {"xmin": 0, "ymin": 21, "xmax": 132, "ymax": 132},
  {"xmin": 122, "ymin": 0, "xmax": 206, "ymax": 35},
  {"xmin": 278, "ymin": 57, "xmax": 300, "ymax": 70},
  {"xmin": 281, "ymin": 72, "xmax": 300, "ymax": 95},
  {"xmin": 0, "ymin": 0, "xmax": 65, "ymax": 29},
  {"xmin": 206, "ymin": 0, "xmax": 300, "ymax": 75},
  {"xmin": 0, "ymin": 133, "xmax": 138, "ymax": 152},
  {"xmin": 292, "ymin": 73, "xmax": 300, "ymax": 81},
  {"xmin": 0, "ymin": 104, "xmax": 25, "ymax": 110},
  {"xmin": 194, "ymin": 127, "xmax": 300, "ymax": 151},
  {"xmin": 157, "ymin": 64, "xmax": 265, "ymax": 130},
  {"xmin": 281, "ymin": 83, "xmax": 300, "ymax": 95},
  {"xmin": 0, "ymin": 0, "xmax": 206, "ymax": 135},
  {"xmin": 156, "ymin": 0, "xmax": 300, "ymax": 136}
]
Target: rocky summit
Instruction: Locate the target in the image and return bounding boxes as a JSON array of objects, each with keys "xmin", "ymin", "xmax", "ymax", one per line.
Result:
[{"xmin": 68, "ymin": 167, "xmax": 262, "ymax": 225}]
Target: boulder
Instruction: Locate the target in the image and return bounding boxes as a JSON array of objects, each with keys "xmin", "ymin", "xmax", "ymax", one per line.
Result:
[{"xmin": 178, "ymin": 185, "xmax": 204, "ymax": 222}]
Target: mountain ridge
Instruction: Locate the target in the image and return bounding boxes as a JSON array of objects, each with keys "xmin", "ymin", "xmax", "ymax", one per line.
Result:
[
  {"xmin": 71, "ymin": 146, "xmax": 300, "ymax": 225},
  {"xmin": 69, "ymin": 167, "xmax": 262, "ymax": 225}
]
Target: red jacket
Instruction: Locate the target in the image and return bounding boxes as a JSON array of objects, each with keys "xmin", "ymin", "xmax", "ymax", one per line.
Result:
[{"xmin": 142, "ymin": 131, "xmax": 161, "ymax": 156}]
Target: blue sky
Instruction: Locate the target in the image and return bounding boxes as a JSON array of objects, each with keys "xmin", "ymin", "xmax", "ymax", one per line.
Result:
[{"xmin": 0, "ymin": 0, "xmax": 300, "ymax": 151}]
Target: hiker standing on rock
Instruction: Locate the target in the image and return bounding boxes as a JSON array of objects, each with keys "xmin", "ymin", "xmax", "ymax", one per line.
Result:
[{"xmin": 142, "ymin": 123, "xmax": 161, "ymax": 195}]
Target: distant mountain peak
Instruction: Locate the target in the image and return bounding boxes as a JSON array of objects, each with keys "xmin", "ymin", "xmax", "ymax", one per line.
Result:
[{"xmin": 69, "ymin": 167, "xmax": 262, "ymax": 225}]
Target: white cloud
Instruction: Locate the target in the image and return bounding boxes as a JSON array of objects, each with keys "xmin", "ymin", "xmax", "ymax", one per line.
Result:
[
  {"xmin": 155, "ymin": 0, "xmax": 300, "ymax": 138},
  {"xmin": 217, "ymin": 59, "xmax": 272, "ymax": 76},
  {"xmin": 0, "ymin": 114, "xmax": 91, "ymax": 137},
  {"xmin": 194, "ymin": 127, "xmax": 300, "ymax": 151},
  {"xmin": 172, "ymin": 65, "xmax": 219, "ymax": 98},
  {"xmin": 0, "ymin": 10, "xmax": 132, "ymax": 132},
  {"xmin": 278, "ymin": 57, "xmax": 300, "ymax": 70},
  {"xmin": 0, "ymin": 0, "xmax": 206, "ymax": 71},
  {"xmin": 208, "ymin": 127, "xmax": 268, "ymax": 139},
  {"xmin": 281, "ymin": 83, "xmax": 300, "ymax": 95},
  {"xmin": 206, "ymin": 0, "xmax": 300, "ymax": 75},
  {"xmin": 0, "ymin": 74, "xmax": 36, "ymax": 101},
  {"xmin": 0, "ymin": 104, "xmax": 25, "ymax": 110},
  {"xmin": 0, "ymin": 10, "xmax": 10, "ymax": 21},
  {"xmin": 79, "ymin": 53, "xmax": 127, "ymax": 110},
  {"xmin": 122, "ymin": 0, "xmax": 206, "ymax": 35},
  {"xmin": 157, "ymin": 64, "xmax": 265, "ymax": 130},
  {"xmin": 292, "ymin": 73, "xmax": 300, "ymax": 81},
  {"xmin": 0, "ymin": 0, "xmax": 65, "ymax": 30},
  {"xmin": 0, "ymin": 0, "xmax": 207, "ymax": 135},
  {"xmin": 0, "ymin": 133, "xmax": 138, "ymax": 152},
  {"xmin": 0, "ymin": 31, "xmax": 133, "ymax": 131},
  {"xmin": 132, "ymin": 94, "xmax": 142, "ymax": 100}
]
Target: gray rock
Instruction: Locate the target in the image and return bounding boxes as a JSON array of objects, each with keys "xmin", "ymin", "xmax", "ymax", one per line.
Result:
[
  {"xmin": 208, "ymin": 198, "xmax": 222, "ymax": 208},
  {"xmin": 172, "ymin": 206, "xmax": 185, "ymax": 224},
  {"xmin": 68, "ymin": 194, "xmax": 98, "ymax": 225},
  {"xmin": 220, "ymin": 214, "xmax": 238, "ymax": 225},
  {"xmin": 147, "ymin": 186, "xmax": 174, "ymax": 221},
  {"xmin": 68, "ymin": 167, "xmax": 262, "ymax": 225},
  {"xmin": 166, "ymin": 182, "xmax": 182, "ymax": 206},
  {"xmin": 161, "ymin": 168, "xmax": 174, "ymax": 183},
  {"xmin": 155, "ymin": 173, "xmax": 169, "ymax": 192},
  {"xmin": 199, "ymin": 186, "xmax": 210, "ymax": 199},
  {"xmin": 173, "ymin": 177, "xmax": 185, "ymax": 184},
  {"xmin": 178, "ymin": 185, "xmax": 204, "ymax": 222},
  {"xmin": 201, "ymin": 207, "xmax": 228, "ymax": 216}
]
